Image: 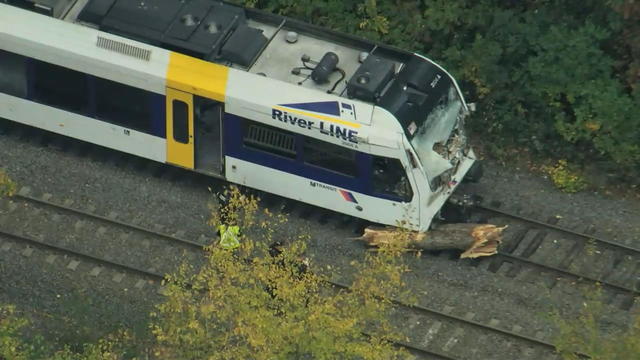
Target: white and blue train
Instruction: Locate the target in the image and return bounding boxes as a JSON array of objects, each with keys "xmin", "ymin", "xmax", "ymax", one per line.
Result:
[{"xmin": 0, "ymin": 0, "xmax": 478, "ymax": 231}]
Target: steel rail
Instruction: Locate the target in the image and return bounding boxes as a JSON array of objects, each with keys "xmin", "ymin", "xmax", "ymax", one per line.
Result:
[
  {"xmin": 477, "ymin": 204, "xmax": 640, "ymax": 254},
  {"xmin": 495, "ymin": 252, "xmax": 640, "ymax": 296},
  {"xmin": 0, "ymin": 225, "xmax": 453, "ymax": 359},
  {"xmin": 13, "ymin": 190, "xmax": 207, "ymax": 250},
  {"xmin": 9, "ymin": 191, "xmax": 572, "ymax": 357},
  {"xmin": 0, "ymin": 229, "xmax": 164, "ymax": 280},
  {"xmin": 474, "ymin": 204, "xmax": 640, "ymax": 296},
  {"xmin": 329, "ymin": 279, "xmax": 559, "ymax": 352},
  {"xmin": 7, "ymin": 188, "xmax": 608, "ymax": 358}
]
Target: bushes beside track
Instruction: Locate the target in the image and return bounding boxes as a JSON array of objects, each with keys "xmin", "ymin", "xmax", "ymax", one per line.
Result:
[
  {"xmin": 0, "ymin": 170, "xmax": 16, "ymax": 197},
  {"xmin": 233, "ymin": 0, "xmax": 640, "ymax": 178},
  {"xmin": 0, "ymin": 187, "xmax": 411, "ymax": 359}
]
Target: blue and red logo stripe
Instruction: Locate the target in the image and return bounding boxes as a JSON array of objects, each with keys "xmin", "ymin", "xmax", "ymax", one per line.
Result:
[{"xmin": 339, "ymin": 189, "xmax": 358, "ymax": 203}]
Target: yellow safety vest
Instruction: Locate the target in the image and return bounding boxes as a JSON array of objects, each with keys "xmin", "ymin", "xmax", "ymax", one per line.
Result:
[{"xmin": 218, "ymin": 224, "xmax": 240, "ymax": 250}]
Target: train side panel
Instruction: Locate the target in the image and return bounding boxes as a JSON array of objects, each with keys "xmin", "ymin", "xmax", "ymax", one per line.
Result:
[
  {"xmin": 1, "ymin": 4, "xmax": 459, "ymax": 230},
  {"xmin": 0, "ymin": 93, "xmax": 166, "ymax": 162},
  {"xmin": 224, "ymin": 157, "xmax": 419, "ymax": 226}
]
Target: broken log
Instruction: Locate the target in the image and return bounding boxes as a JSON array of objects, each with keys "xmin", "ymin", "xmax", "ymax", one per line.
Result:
[{"xmin": 355, "ymin": 224, "xmax": 507, "ymax": 259}]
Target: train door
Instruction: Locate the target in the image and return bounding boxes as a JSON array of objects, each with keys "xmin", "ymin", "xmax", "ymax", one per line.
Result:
[
  {"xmin": 194, "ymin": 96, "xmax": 224, "ymax": 176},
  {"xmin": 166, "ymin": 88, "xmax": 194, "ymax": 169}
]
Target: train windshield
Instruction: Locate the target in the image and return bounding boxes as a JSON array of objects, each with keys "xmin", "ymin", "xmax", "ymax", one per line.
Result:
[{"xmin": 408, "ymin": 85, "xmax": 464, "ymax": 186}]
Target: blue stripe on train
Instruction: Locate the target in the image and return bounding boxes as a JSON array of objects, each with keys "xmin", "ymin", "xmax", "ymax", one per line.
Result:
[
  {"xmin": 223, "ymin": 113, "xmax": 371, "ymax": 195},
  {"xmin": 150, "ymin": 94, "xmax": 166, "ymax": 138}
]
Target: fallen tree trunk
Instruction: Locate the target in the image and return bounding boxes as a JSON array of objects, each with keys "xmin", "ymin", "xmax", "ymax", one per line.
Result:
[{"xmin": 354, "ymin": 224, "xmax": 507, "ymax": 259}]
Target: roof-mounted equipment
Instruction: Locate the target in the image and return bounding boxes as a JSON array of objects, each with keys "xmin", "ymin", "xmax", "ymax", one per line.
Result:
[
  {"xmin": 311, "ymin": 51, "xmax": 339, "ymax": 84},
  {"xmin": 346, "ymin": 54, "xmax": 395, "ymax": 102}
]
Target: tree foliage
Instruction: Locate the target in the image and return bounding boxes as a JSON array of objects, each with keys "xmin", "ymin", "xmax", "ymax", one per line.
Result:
[
  {"xmin": 552, "ymin": 288, "xmax": 640, "ymax": 359},
  {"xmin": 0, "ymin": 169, "xmax": 16, "ymax": 197},
  {"xmin": 0, "ymin": 304, "xmax": 127, "ymax": 360},
  {"xmin": 2, "ymin": 186, "xmax": 411, "ymax": 359},
  {"xmin": 150, "ymin": 187, "xmax": 410, "ymax": 359},
  {"xmin": 232, "ymin": 0, "xmax": 640, "ymax": 175},
  {"xmin": 0, "ymin": 305, "xmax": 31, "ymax": 360}
]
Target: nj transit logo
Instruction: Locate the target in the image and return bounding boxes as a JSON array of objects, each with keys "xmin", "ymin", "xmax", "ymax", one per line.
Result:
[
  {"xmin": 271, "ymin": 101, "xmax": 359, "ymax": 144},
  {"xmin": 310, "ymin": 181, "xmax": 358, "ymax": 204}
]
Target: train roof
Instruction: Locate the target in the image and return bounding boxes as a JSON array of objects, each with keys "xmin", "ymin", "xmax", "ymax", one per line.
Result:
[
  {"xmin": 3, "ymin": 0, "xmax": 467, "ymax": 148},
  {"xmin": 0, "ymin": 3, "xmax": 395, "ymax": 148},
  {"xmin": 74, "ymin": 0, "xmax": 467, "ymax": 125},
  {"xmin": 73, "ymin": 0, "xmax": 411, "ymax": 99},
  {"xmin": 0, "ymin": 2, "xmax": 170, "ymax": 95}
]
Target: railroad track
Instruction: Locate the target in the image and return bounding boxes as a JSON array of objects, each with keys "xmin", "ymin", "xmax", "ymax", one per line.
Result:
[
  {"xmin": 1, "ymin": 119, "xmax": 631, "ymax": 356},
  {"xmin": 470, "ymin": 201, "xmax": 640, "ymax": 311},
  {"xmin": 0, "ymin": 187, "xmax": 211, "ymax": 277},
  {"xmin": 0, "ymin": 186, "xmax": 567, "ymax": 359}
]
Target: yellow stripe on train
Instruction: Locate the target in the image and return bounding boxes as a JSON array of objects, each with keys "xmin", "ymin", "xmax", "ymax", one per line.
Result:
[{"xmin": 166, "ymin": 52, "xmax": 228, "ymax": 101}]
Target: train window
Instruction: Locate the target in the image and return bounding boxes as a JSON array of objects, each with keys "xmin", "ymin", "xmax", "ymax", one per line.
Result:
[
  {"xmin": 242, "ymin": 120, "xmax": 297, "ymax": 159},
  {"xmin": 0, "ymin": 50, "xmax": 28, "ymax": 98},
  {"xmin": 172, "ymin": 100, "xmax": 189, "ymax": 144},
  {"xmin": 372, "ymin": 156, "xmax": 413, "ymax": 202},
  {"xmin": 32, "ymin": 60, "xmax": 88, "ymax": 114},
  {"xmin": 303, "ymin": 137, "xmax": 357, "ymax": 177},
  {"xmin": 94, "ymin": 77, "xmax": 152, "ymax": 133}
]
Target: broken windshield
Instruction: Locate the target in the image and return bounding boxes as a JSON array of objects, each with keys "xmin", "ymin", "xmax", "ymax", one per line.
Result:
[{"xmin": 408, "ymin": 85, "xmax": 464, "ymax": 184}]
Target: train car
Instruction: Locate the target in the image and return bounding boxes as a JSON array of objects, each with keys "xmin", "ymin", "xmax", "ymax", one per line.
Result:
[{"xmin": 0, "ymin": 0, "xmax": 478, "ymax": 231}]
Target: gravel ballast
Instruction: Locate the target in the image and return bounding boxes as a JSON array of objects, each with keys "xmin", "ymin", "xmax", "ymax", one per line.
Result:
[{"xmin": 1, "ymin": 128, "xmax": 638, "ymax": 353}]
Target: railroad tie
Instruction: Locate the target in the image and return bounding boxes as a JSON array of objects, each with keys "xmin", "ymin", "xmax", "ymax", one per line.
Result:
[
  {"xmin": 66, "ymin": 260, "xmax": 80, "ymax": 271},
  {"xmin": 157, "ymin": 285, "xmax": 169, "ymax": 296},
  {"xmin": 405, "ymin": 312, "xmax": 423, "ymax": 332},
  {"xmin": 97, "ymin": 226, "xmax": 107, "ymax": 237},
  {"xmin": 17, "ymin": 186, "xmax": 31, "ymax": 197},
  {"xmin": 112, "ymin": 273, "xmax": 125, "ymax": 283},
  {"xmin": 89, "ymin": 266, "xmax": 103, "ymax": 277},
  {"xmin": 520, "ymin": 346, "xmax": 539, "ymax": 359},
  {"xmin": 1, "ymin": 242, "xmax": 12, "ymax": 251},
  {"xmin": 511, "ymin": 324, "xmax": 523, "ymax": 333},
  {"xmin": 21, "ymin": 246, "xmax": 34, "ymax": 257},
  {"xmin": 134, "ymin": 279, "xmax": 146, "ymax": 289},
  {"xmin": 198, "ymin": 234, "xmax": 209, "ymax": 244},
  {"xmin": 420, "ymin": 321, "xmax": 442, "ymax": 347},
  {"xmin": 74, "ymin": 220, "xmax": 84, "ymax": 231},
  {"xmin": 442, "ymin": 327, "xmax": 465, "ymax": 352},
  {"xmin": 470, "ymin": 334, "xmax": 489, "ymax": 358}
]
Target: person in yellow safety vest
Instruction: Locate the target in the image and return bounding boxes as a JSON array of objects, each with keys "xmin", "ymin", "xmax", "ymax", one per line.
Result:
[{"xmin": 218, "ymin": 224, "xmax": 240, "ymax": 250}]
